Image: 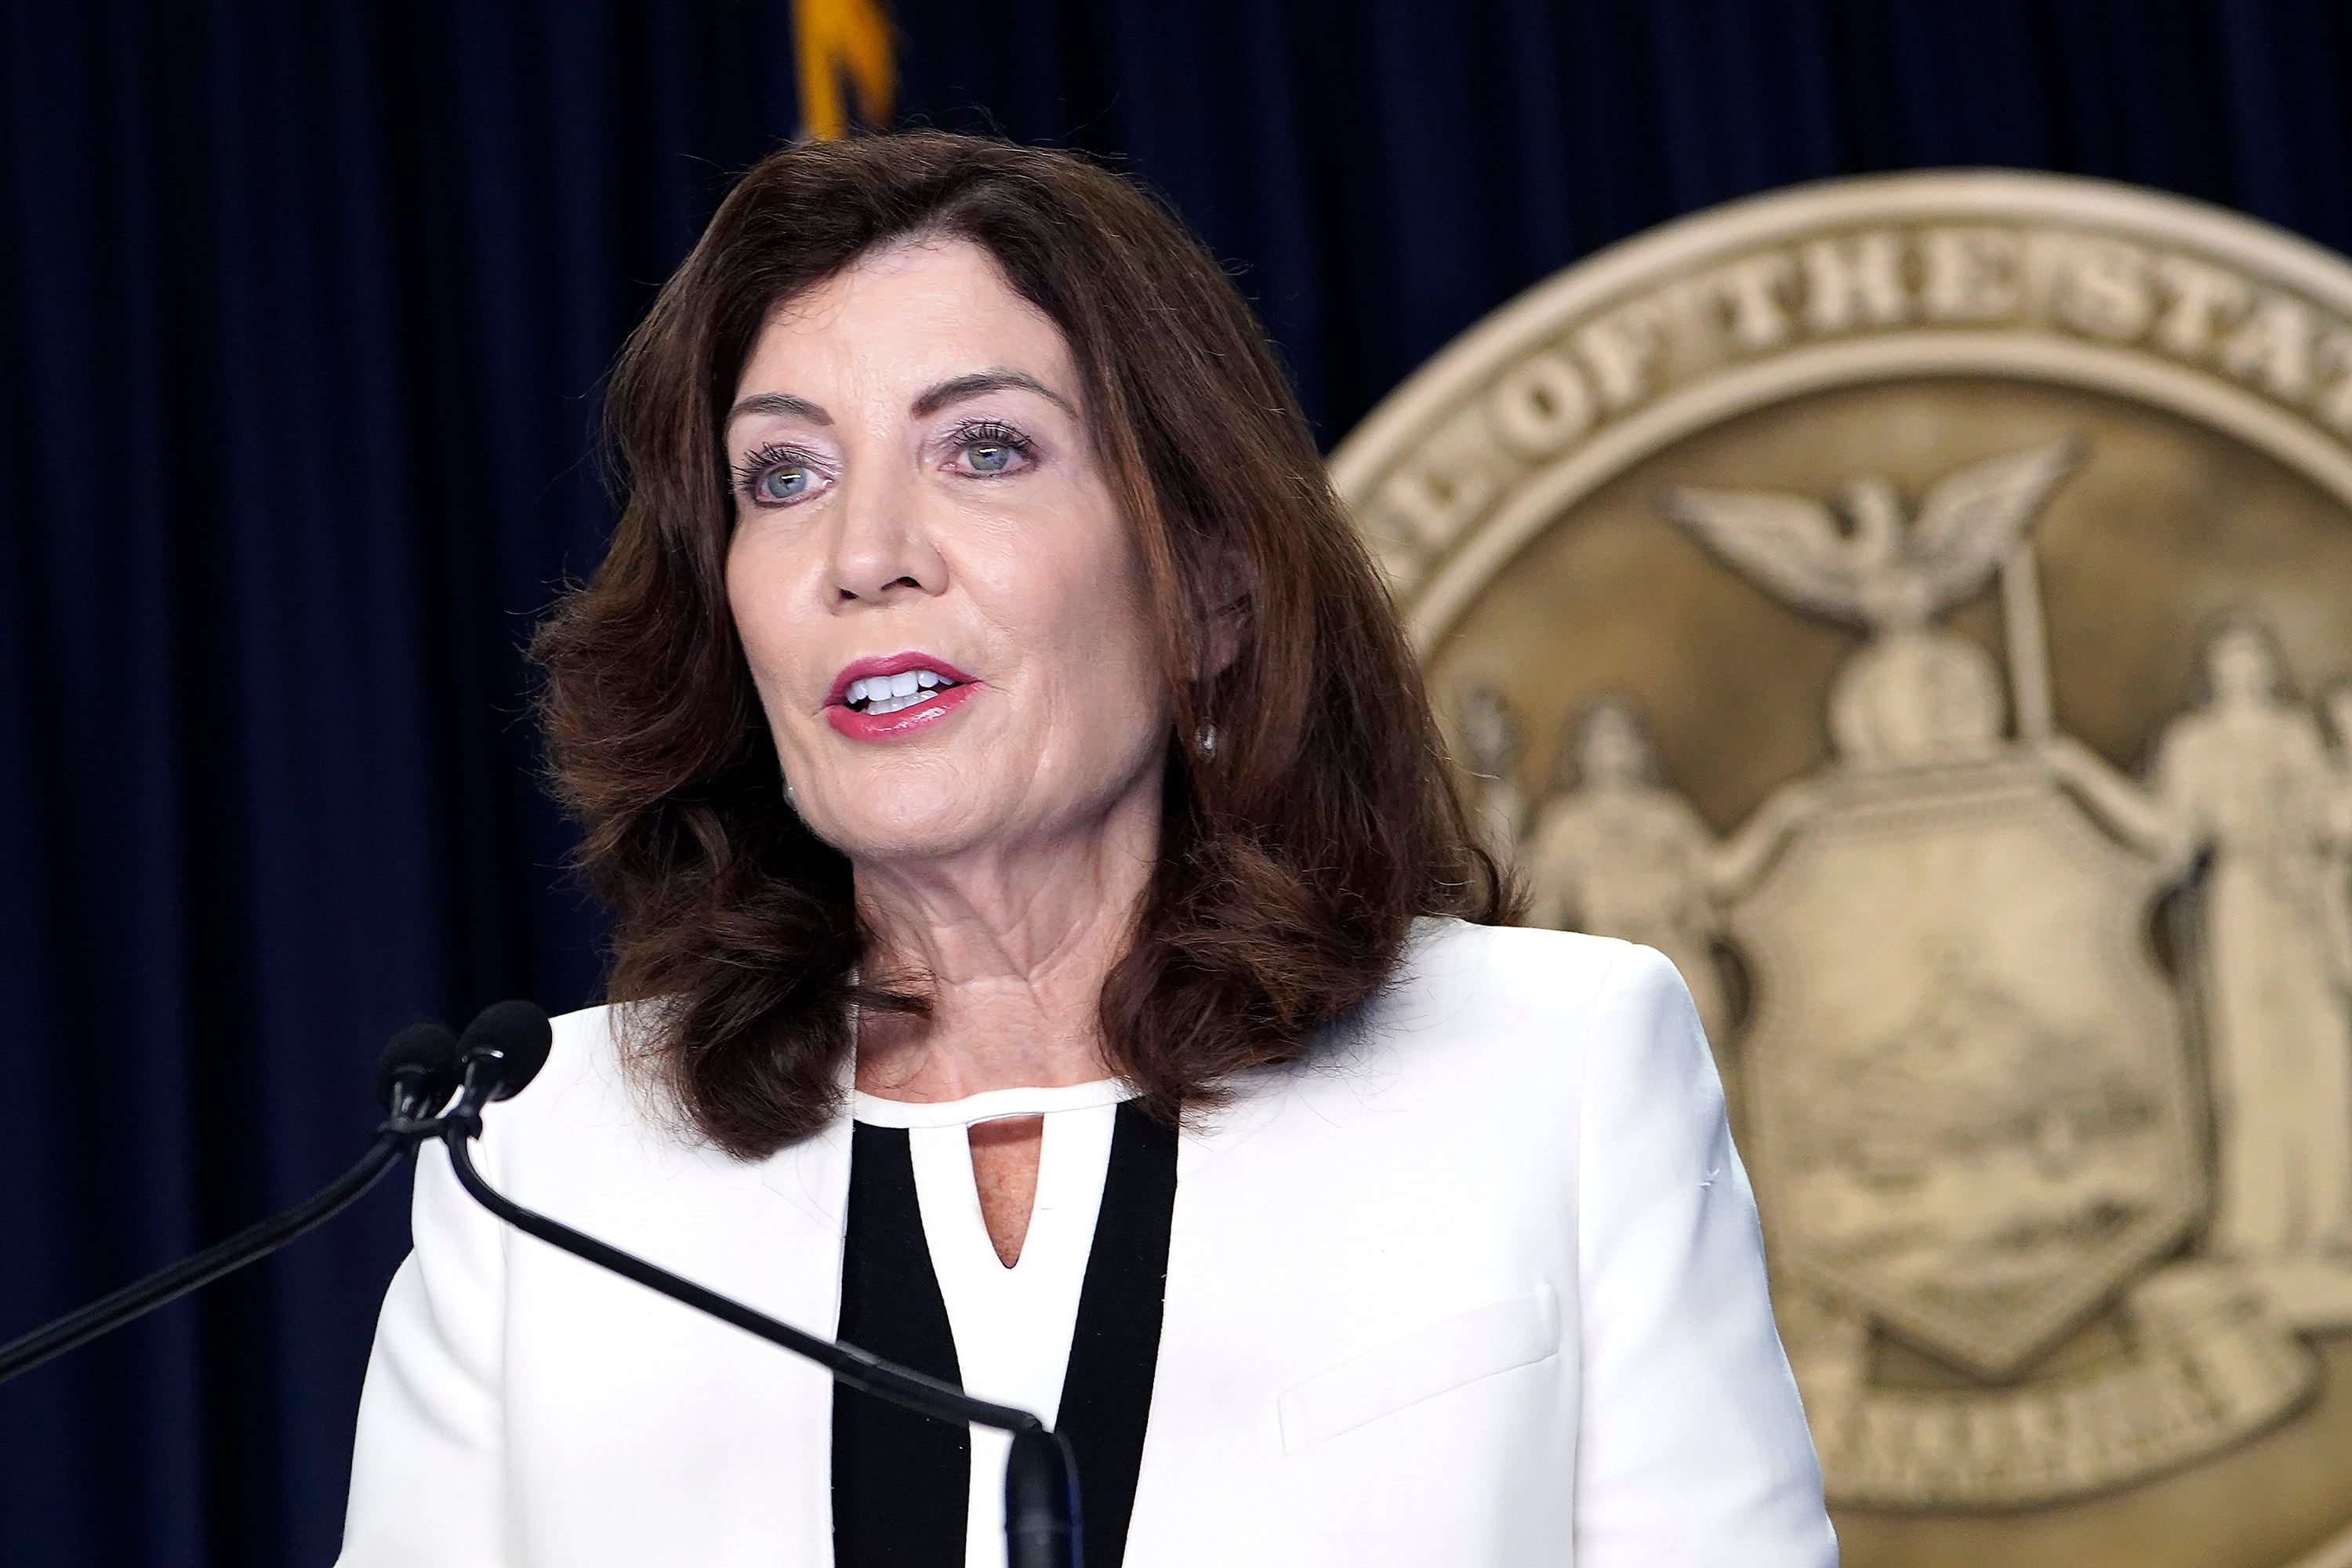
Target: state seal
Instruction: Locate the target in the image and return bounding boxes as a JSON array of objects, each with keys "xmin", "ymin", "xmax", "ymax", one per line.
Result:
[{"xmin": 1332, "ymin": 172, "xmax": 2352, "ymax": 1568}]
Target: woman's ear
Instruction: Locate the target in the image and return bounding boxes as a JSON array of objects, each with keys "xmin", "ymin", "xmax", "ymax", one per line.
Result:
[{"xmin": 1200, "ymin": 545, "xmax": 1250, "ymax": 681}]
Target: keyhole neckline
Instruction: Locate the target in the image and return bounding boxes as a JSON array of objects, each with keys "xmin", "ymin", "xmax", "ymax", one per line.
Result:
[{"xmin": 850, "ymin": 1078, "xmax": 1133, "ymax": 1128}]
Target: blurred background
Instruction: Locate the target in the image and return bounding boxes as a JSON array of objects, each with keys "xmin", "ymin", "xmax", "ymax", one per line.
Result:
[{"xmin": 6, "ymin": 2, "xmax": 2352, "ymax": 1565}]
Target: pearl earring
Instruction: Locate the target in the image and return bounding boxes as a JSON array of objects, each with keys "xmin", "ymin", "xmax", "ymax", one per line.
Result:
[
  {"xmin": 1195, "ymin": 724, "xmax": 1219, "ymax": 758},
  {"xmin": 782, "ymin": 776, "xmax": 800, "ymax": 812}
]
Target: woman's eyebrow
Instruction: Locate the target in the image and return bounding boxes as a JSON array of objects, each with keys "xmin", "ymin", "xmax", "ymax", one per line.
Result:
[
  {"xmin": 911, "ymin": 368, "xmax": 1076, "ymax": 419},
  {"xmin": 726, "ymin": 390, "xmax": 833, "ymax": 426}
]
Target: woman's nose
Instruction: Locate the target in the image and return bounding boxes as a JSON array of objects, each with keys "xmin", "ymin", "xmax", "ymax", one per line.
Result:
[{"xmin": 826, "ymin": 471, "xmax": 946, "ymax": 605}]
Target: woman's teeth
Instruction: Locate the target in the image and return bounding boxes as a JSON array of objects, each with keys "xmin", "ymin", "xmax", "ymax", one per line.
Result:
[{"xmin": 844, "ymin": 669, "xmax": 959, "ymax": 715}]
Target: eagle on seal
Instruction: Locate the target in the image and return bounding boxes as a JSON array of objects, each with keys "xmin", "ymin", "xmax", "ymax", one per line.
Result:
[{"xmin": 1658, "ymin": 437, "xmax": 2083, "ymax": 770}]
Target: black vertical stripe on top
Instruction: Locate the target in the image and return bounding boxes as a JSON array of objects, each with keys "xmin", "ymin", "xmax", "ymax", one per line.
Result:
[
  {"xmin": 833, "ymin": 1123, "xmax": 969, "ymax": 1568},
  {"xmin": 833, "ymin": 1102, "xmax": 1181, "ymax": 1568},
  {"xmin": 1054, "ymin": 1102, "xmax": 1181, "ymax": 1568}
]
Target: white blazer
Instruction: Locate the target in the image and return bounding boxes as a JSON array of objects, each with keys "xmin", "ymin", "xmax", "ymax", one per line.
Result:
[{"xmin": 338, "ymin": 920, "xmax": 1835, "ymax": 1567}]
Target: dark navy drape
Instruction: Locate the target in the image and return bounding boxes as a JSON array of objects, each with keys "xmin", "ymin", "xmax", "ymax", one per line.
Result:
[{"xmin": 4, "ymin": 3, "xmax": 2349, "ymax": 1563}]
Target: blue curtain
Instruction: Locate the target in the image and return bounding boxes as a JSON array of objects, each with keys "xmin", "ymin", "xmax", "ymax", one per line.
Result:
[{"xmin": 3, "ymin": 2, "xmax": 2347, "ymax": 1563}]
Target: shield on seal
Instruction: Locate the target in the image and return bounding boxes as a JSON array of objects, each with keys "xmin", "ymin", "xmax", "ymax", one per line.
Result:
[{"xmin": 1731, "ymin": 757, "xmax": 2202, "ymax": 1381}]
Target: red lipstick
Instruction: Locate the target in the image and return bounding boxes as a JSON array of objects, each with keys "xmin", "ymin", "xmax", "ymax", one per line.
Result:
[{"xmin": 824, "ymin": 652, "xmax": 979, "ymax": 743}]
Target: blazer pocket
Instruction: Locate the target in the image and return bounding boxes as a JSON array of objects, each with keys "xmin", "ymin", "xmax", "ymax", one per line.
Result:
[{"xmin": 1276, "ymin": 1284, "xmax": 1560, "ymax": 1454}]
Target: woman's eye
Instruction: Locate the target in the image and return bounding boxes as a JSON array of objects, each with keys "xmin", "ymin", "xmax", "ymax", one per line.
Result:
[
  {"xmin": 949, "ymin": 422, "xmax": 1033, "ymax": 477},
  {"xmin": 756, "ymin": 463, "xmax": 813, "ymax": 503},
  {"xmin": 735, "ymin": 447, "xmax": 826, "ymax": 506}
]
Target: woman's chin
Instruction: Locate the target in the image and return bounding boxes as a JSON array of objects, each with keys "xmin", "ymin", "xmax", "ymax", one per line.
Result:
[{"xmin": 804, "ymin": 799, "xmax": 1011, "ymax": 866}]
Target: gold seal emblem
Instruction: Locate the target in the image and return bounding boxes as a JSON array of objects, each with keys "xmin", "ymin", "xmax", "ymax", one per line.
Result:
[{"xmin": 1333, "ymin": 172, "xmax": 2352, "ymax": 1568}]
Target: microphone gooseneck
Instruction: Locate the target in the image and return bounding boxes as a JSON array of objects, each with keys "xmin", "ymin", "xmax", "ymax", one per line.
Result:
[
  {"xmin": 0, "ymin": 1018, "xmax": 463, "ymax": 1387},
  {"xmin": 437, "ymin": 1136, "xmax": 1044, "ymax": 1434},
  {"xmin": 0, "ymin": 999, "xmax": 1082, "ymax": 1566},
  {"xmin": 432, "ymin": 1007, "xmax": 1084, "ymax": 1567}
]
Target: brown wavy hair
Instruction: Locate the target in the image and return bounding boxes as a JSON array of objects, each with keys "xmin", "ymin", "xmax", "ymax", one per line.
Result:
[{"xmin": 533, "ymin": 131, "xmax": 1511, "ymax": 1159}]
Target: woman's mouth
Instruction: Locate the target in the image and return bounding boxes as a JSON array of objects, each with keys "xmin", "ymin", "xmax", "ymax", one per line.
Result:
[
  {"xmin": 842, "ymin": 666, "xmax": 964, "ymax": 715},
  {"xmin": 825, "ymin": 654, "xmax": 980, "ymax": 741}
]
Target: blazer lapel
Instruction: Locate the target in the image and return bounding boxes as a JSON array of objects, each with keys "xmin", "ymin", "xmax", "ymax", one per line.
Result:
[
  {"xmin": 1123, "ymin": 1071, "xmax": 1300, "ymax": 1566},
  {"xmin": 738, "ymin": 1110, "xmax": 853, "ymax": 1566}
]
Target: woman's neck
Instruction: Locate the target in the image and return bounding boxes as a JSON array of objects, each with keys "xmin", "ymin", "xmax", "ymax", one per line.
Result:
[{"xmin": 850, "ymin": 786, "xmax": 1158, "ymax": 1103}]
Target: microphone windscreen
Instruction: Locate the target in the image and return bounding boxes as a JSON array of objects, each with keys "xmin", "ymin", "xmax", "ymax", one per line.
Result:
[
  {"xmin": 376, "ymin": 1021, "xmax": 462, "ymax": 1113},
  {"xmin": 456, "ymin": 1000, "xmax": 554, "ymax": 1101}
]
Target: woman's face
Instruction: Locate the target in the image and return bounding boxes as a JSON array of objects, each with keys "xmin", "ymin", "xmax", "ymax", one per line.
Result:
[{"xmin": 724, "ymin": 238, "xmax": 1170, "ymax": 866}]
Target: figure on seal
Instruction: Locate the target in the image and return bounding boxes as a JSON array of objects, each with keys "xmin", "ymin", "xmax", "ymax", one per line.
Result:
[
  {"xmin": 1522, "ymin": 696, "xmax": 1817, "ymax": 1054},
  {"xmin": 1455, "ymin": 681, "xmax": 1532, "ymax": 865},
  {"xmin": 2046, "ymin": 618, "xmax": 2352, "ymax": 1266}
]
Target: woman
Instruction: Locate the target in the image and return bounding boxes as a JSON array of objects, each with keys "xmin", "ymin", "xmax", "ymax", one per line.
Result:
[{"xmin": 338, "ymin": 132, "xmax": 1833, "ymax": 1568}]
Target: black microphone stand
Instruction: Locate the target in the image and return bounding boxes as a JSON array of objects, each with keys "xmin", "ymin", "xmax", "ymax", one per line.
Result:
[
  {"xmin": 435, "ymin": 1052, "xmax": 1083, "ymax": 1568},
  {"xmin": 0, "ymin": 1100, "xmax": 435, "ymax": 1386},
  {"xmin": 0, "ymin": 1012, "xmax": 1083, "ymax": 1568}
]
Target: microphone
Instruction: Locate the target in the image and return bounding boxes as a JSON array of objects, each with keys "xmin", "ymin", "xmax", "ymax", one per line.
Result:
[
  {"xmin": 429, "ymin": 1002, "xmax": 1083, "ymax": 1568},
  {"xmin": 0, "ymin": 1000, "xmax": 1083, "ymax": 1565},
  {"xmin": 378, "ymin": 1021, "xmax": 466, "ymax": 1120},
  {"xmin": 0, "ymin": 1019, "xmax": 463, "ymax": 1386},
  {"xmin": 448, "ymin": 999, "xmax": 554, "ymax": 1112}
]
